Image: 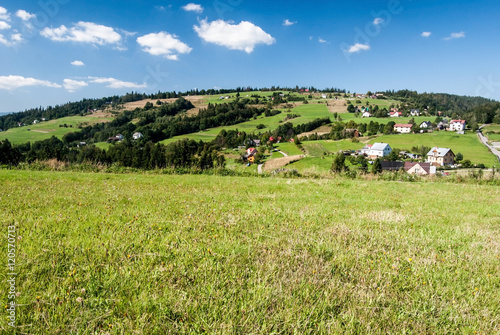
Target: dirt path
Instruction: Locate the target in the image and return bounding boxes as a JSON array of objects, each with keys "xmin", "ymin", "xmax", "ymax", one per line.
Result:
[
  {"xmin": 258, "ymin": 164, "xmax": 263, "ymax": 174},
  {"xmin": 262, "ymin": 155, "xmax": 304, "ymax": 173}
]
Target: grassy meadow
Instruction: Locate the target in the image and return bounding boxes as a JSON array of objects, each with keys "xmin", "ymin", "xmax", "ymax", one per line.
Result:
[
  {"xmin": 483, "ymin": 124, "xmax": 500, "ymax": 142},
  {"xmin": 1, "ymin": 170, "xmax": 499, "ymax": 333},
  {"xmin": 0, "ymin": 115, "xmax": 112, "ymax": 145}
]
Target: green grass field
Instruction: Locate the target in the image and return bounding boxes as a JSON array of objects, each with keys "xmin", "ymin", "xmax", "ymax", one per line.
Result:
[
  {"xmin": 0, "ymin": 115, "xmax": 112, "ymax": 145},
  {"xmin": 483, "ymin": 124, "xmax": 500, "ymax": 142},
  {"xmin": 1, "ymin": 170, "xmax": 499, "ymax": 333}
]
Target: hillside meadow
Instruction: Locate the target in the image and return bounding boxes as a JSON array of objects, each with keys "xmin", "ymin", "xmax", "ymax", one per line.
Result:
[
  {"xmin": 0, "ymin": 115, "xmax": 112, "ymax": 145},
  {"xmin": 1, "ymin": 170, "xmax": 499, "ymax": 333}
]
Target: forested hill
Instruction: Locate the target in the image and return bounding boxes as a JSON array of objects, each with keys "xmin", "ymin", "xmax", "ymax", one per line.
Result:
[{"xmin": 2, "ymin": 87, "xmax": 499, "ymax": 132}]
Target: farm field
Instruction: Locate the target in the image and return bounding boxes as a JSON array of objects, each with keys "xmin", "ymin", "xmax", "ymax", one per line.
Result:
[
  {"xmin": 1, "ymin": 170, "xmax": 499, "ymax": 333},
  {"xmin": 0, "ymin": 115, "xmax": 112, "ymax": 145}
]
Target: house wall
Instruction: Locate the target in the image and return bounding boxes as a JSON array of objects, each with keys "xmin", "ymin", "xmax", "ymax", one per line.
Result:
[
  {"xmin": 395, "ymin": 126, "xmax": 411, "ymax": 133},
  {"xmin": 407, "ymin": 164, "xmax": 428, "ymax": 175}
]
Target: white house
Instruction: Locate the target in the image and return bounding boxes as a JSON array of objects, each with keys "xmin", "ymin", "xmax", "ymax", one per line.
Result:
[
  {"xmin": 389, "ymin": 111, "xmax": 402, "ymax": 117},
  {"xmin": 394, "ymin": 123, "xmax": 412, "ymax": 133},
  {"xmin": 321, "ymin": 94, "xmax": 328, "ymax": 99},
  {"xmin": 133, "ymin": 132, "xmax": 143, "ymax": 140},
  {"xmin": 33, "ymin": 120, "xmax": 39, "ymax": 124},
  {"xmin": 362, "ymin": 111, "xmax": 372, "ymax": 118},
  {"xmin": 410, "ymin": 109, "xmax": 420, "ymax": 116},
  {"xmin": 420, "ymin": 121, "xmax": 432, "ymax": 129},
  {"xmin": 404, "ymin": 162, "xmax": 436, "ymax": 175},
  {"xmin": 368, "ymin": 143, "xmax": 392, "ymax": 158},
  {"xmin": 449, "ymin": 120, "xmax": 466, "ymax": 132}
]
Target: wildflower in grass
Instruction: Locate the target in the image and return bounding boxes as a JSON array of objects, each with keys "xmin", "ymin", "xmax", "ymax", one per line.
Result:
[{"xmin": 408, "ymin": 258, "xmax": 412, "ymax": 262}]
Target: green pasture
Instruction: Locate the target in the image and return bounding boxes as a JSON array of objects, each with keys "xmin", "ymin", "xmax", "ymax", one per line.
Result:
[
  {"xmin": 0, "ymin": 116, "xmax": 112, "ymax": 145},
  {"xmin": 1, "ymin": 170, "xmax": 498, "ymax": 333}
]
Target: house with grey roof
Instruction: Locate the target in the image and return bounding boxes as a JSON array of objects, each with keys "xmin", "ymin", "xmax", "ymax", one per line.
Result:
[
  {"xmin": 368, "ymin": 143, "xmax": 392, "ymax": 158},
  {"xmin": 426, "ymin": 147, "xmax": 455, "ymax": 166}
]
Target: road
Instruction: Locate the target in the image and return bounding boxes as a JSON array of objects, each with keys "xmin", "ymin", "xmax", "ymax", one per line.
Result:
[{"xmin": 477, "ymin": 125, "xmax": 500, "ymax": 163}]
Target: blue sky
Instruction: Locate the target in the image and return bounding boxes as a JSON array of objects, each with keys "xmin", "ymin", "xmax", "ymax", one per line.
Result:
[{"xmin": 1, "ymin": 0, "xmax": 499, "ymax": 113}]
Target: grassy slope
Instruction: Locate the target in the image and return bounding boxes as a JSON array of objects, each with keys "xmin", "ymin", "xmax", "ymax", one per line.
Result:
[
  {"xmin": 160, "ymin": 99, "xmax": 424, "ymax": 146},
  {"xmin": 483, "ymin": 124, "xmax": 500, "ymax": 142},
  {"xmin": 1, "ymin": 171, "xmax": 499, "ymax": 333},
  {"xmin": 0, "ymin": 116, "xmax": 112, "ymax": 144},
  {"xmin": 161, "ymin": 103, "xmax": 333, "ymax": 145}
]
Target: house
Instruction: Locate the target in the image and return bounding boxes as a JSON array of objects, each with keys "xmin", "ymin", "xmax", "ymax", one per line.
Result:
[
  {"xmin": 33, "ymin": 120, "xmax": 39, "ymax": 124},
  {"xmin": 426, "ymin": 147, "xmax": 455, "ymax": 166},
  {"xmin": 41, "ymin": 117, "xmax": 46, "ymax": 121},
  {"xmin": 389, "ymin": 111, "xmax": 402, "ymax": 117},
  {"xmin": 394, "ymin": 123, "xmax": 413, "ymax": 133},
  {"xmin": 362, "ymin": 111, "xmax": 372, "ymax": 118},
  {"xmin": 108, "ymin": 134, "xmax": 124, "ymax": 142},
  {"xmin": 420, "ymin": 121, "xmax": 432, "ymax": 129},
  {"xmin": 381, "ymin": 161, "xmax": 404, "ymax": 171},
  {"xmin": 246, "ymin": 148, "xmax": 258, "ymax": 156},
  {"xmin": 404, "ymin": 162, "xmax": 436, "ymax": 175},
  {"xmin": 133, "ymin": 132, "xmax": 143, "ymax": 140},
  {"xmin": 437, "ymin": 119, "xmax": 449, "ymax": 130},
  {"xmin": 247, "ymin": 139, "xmax": 261, "ymax": 147},
  {"xmin": 410, "ymin": 109, "xmax": 420, "ymax": 116},
  {"xmin": 321, "ymin": 94, "xmax": 327, "ymax": 99},
  {"xmin": 359, "ymin": 144, "xmax": 372, "ymax": 156},
  {"xmin": 368, "ymin": 143, "xmax": 392, "ymax": 158},
  {"xmin": 449, "ymin": 120, "xmax": 466, "ymax": 132}
]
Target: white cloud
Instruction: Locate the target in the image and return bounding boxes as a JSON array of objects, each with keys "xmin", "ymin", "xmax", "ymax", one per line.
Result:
[
  {"xmin": 194, "ymin": 19, "xmax": 275, "ymax": 54},
  {"xmin": 88, "ymin": 77, "xmax": 147, "ymax": 89},
  {"xmin": 0, "ymin": 7, "xmax": 10, "ymax": 21},
  {"xmin": 137, "ymin": 32, "xmax": 192, "ymax": 60},
  {"xmin": 40, "ymin": 21, "xmax": 122, "ymax": 46},
  {"xmin": 347, "ymin": 43, "xmax": 370, "ymax": 53},
  {"xmin": 11, "ymin": 33, "xmax": 22, "ymax": 42},
  {"xmin": 71, "ymin": 60, "xmax": 85, "ymax": 66},
  {"xmin": 16, "ymin": 10, "xmax": 35, "ymax": 21},
  {"xmin": 444, "ymin": 31, "xmax": 465, "ymax": 40},
  {"xmin": 283, "ymin": 19, "xmax": 296, "ymax": 26},
  {"xmin": 63, "ymin": 79, "xmax": 88, "ymax": 92},
  {"xmin": 421, "ymin": 31, "xmax": 431, "ymax": 38},
  {"xmin": 0, "ymin": 34, "xmax": 9, "ymax": 46},
  {"xmin": 0, "ymin": 75, "xmax": 61, "ymax": 90},
  {"xmin": 0, "ymin": 32, "xmax": 22, "ymax": 46},
  {"xmin": 182, "ymin": 3, "xmax": 203, "ymax": 13},
  {"xmin": 0, "ymin": 21, "xmax": 10, "ymax": 30},
  {"xmin": 373, "ymin": 18, "xmax": 384, "ymax": 25},
  {"xmin": 318, "ymin": 38, "xmax": 327, "ymax": 43}
]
